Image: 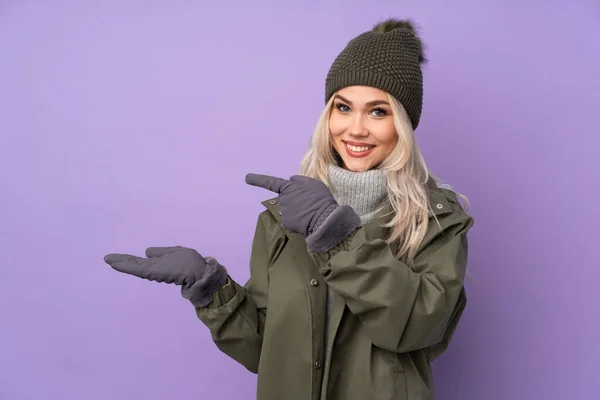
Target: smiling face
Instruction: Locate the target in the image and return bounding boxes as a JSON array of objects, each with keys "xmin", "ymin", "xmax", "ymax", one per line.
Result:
[{"xmin": 328, "ymin": 86, "xmax": 398, "ymax": 172}]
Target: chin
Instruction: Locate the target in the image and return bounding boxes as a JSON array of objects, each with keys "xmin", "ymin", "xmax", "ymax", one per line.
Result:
[{"xmin": 341, "ymin": 157, "xmax": 376, "ymax": 172}]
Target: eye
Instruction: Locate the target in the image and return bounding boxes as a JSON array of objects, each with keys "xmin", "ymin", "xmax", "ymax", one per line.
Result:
[
  {"xmin": 335, "ymin": 102, "xmax": 351, "ymax": 113},
  {"xmin": 371, "ymin": 108, "xmax": 387, "ymax": 117}
]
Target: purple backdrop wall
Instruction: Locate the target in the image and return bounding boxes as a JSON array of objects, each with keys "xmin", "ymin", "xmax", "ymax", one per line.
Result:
[{"xmin": 1, "ymin": 1, "xmax": 599, "ymax": 399}]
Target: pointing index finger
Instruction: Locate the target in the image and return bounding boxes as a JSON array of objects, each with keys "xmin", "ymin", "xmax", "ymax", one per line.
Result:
[{"xmin": 245, "ymin": 173, "xmax": 290, "ymax": 194}]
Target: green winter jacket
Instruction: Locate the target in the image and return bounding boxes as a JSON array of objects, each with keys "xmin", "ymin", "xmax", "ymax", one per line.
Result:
[{"xmin": 192, "ymin": 178, "xmax": 474, "ymax": 400}]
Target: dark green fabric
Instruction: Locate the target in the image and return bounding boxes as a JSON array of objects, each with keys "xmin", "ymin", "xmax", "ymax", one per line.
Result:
[
  {"xmin": 325, "ymin": 19, "xmax": 426, "ymax": 129},
  {"xmin": 191, "ymin": 178, "xmax": 474, "ymax": 400}
]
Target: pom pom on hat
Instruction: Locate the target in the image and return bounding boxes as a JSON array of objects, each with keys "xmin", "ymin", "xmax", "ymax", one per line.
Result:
[{"xmin": 372, "ymin": 18, "xmax": 427, "ymax": 64}]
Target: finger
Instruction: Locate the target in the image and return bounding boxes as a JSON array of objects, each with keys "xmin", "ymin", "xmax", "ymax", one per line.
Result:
[
  {"xmin": 109, "ymin": 259, "xmax": 150, "ymax": 279},
  {"xmin": 145, "ymin": 246, "xmax": 182, "ymax": 258},
  {"xmin": 104, "ymin": 253, "xmax": 143, "ymax": 265},
  {"xmin": 245, "ymin": 173, "xmax": 290, "ymax": 194},
  {"xmin": 103, "ymin": 253, "xmax": 151, "ymax": 279}
]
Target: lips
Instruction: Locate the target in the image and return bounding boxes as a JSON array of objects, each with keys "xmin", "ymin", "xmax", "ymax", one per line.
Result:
[{"xmin": 343, "ymin": 140, "xmax": 376, "ymax": 158}]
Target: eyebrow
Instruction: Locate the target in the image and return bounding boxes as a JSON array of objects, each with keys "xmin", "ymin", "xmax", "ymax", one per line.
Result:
[{"xmin": 333, "ymin": 94, "xmax": 390, "ymax": 107}]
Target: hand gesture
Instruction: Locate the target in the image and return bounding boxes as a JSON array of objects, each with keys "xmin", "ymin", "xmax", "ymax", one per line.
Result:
[
  {"xmin": 104, "ymin": 246, "xmax": 212, "ymax": 288},
  {"xmin": 245, "ymin": 173, "xmax": 338, "ymax": 236}
]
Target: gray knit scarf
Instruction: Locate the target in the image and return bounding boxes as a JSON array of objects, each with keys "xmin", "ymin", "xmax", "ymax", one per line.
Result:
[
  {"xmin": 327, "ymin": 164, "xmax": 388, "ymax": 224},
  {"xmin": 322, "ymin": 163, "xmax": 388, "ymax": 361}
]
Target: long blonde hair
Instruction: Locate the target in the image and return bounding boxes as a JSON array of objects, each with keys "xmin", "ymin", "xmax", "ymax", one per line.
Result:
[{"xmin": 299, "ymin": 93, "xmax": 469, "ymax": 267}]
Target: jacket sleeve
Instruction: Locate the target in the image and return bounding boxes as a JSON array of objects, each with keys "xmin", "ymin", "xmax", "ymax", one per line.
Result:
[
  {"xmin": 191, "ymin": 210, "xmax": 283, "ymax": 373},
  {"xmin": 309, "ymin": 198, "xmax": 474, "ymax": 354}
]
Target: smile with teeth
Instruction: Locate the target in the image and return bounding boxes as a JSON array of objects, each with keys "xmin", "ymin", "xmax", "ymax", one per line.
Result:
[{"xmin": 345, "ymin": 142, "xmax": 375, "ymax": 153}]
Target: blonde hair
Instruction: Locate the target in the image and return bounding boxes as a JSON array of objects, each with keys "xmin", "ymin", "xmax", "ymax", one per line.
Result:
[{"xmin": 299, "ymin": 93, "xmax": 470, "ymax": 267}]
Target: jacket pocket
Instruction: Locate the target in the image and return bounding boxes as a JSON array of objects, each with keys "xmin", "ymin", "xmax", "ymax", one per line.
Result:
[{"xmin": 394, "ymin": 370, "xmax": 407, "ymax": 400}]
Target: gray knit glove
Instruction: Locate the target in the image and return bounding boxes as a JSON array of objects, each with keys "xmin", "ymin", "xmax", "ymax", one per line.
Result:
[
  {"xmin": 103, "ymin": 246, "xmax": 228, "ymax": 308},
  {"xmin": 245, "ymin": 173, "xmax": 361, "ymax": 252}
]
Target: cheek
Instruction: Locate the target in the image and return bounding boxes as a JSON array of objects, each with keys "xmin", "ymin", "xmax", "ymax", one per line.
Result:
[
  {"xmin": 328, "ymin": 114, "xmax": 345, "ymax": 137},
  {"xmin": 385, "ymin": 131, "xmax": 399, "ymax": 148},
  {"xmin": 371, "ymin": 125, "xmax": 398, "ymax": 160},
  {"xmin": 374, "ymin": 122, "xmax": 398, "ymax": 148}
]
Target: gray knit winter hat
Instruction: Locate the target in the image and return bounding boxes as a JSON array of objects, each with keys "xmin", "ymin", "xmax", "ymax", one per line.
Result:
[{"xmin": 325, "ymin": 18, "xmax": 427, "ymax": 129}]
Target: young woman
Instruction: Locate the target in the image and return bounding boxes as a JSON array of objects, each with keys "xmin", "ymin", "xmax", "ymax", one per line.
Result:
[{"xmin": 104, "ymin": 18, "xmax": 474, "ymax": 400}]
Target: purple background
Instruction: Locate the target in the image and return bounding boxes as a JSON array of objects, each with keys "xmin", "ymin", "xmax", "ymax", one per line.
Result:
[{"xmin": 1, "ymin": 1, "xmax": 599, "ymax": 399}]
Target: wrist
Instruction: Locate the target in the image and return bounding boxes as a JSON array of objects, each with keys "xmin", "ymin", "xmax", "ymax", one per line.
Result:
[
  {"xmin": 306, "ymin": 204, "xmax": 361, "ymax": 253},
  {"xmin": 181, "ymin": 258, "xmax": 228, "ymax": 308}
]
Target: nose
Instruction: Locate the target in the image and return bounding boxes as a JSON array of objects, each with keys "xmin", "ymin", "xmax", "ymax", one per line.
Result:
[{"xmin": 348, "ymin": 114, "xmax": 368, "ymax": 137}]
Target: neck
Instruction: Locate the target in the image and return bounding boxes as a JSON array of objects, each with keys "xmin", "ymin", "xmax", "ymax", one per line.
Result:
[{"xmin": 327, "ymin": 164, "xmax": 388, "ymax": 225}]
